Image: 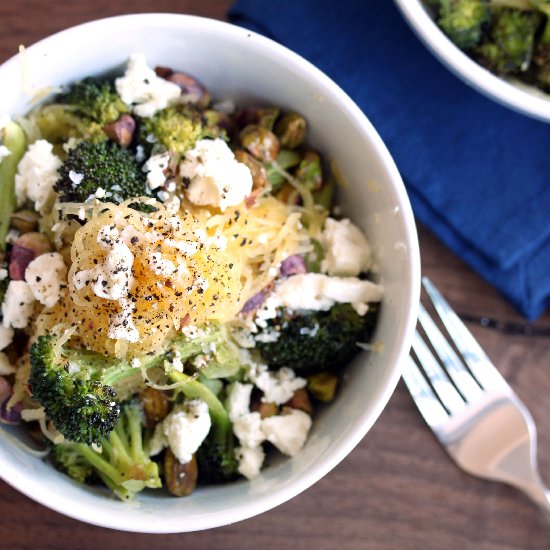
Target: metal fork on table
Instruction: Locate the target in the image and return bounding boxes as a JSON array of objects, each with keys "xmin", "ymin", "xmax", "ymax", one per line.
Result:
[{"xmin": 403, "ymin": 277, "xmax": 550, "ymax": 512}]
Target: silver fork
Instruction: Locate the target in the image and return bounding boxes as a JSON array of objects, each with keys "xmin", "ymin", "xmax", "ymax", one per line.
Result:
[{"xmin": 403, "ymin": 277, "xmax": 550, "ymax": 512}]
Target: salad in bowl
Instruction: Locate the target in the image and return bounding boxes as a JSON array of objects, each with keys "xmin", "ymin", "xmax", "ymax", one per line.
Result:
[{"xmin": 0, "ymin": 53, "xmax": 383, "ymax": 501}]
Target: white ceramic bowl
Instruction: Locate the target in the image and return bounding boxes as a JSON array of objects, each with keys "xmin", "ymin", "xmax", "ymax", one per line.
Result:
[
  {"xmin": 0, "ymin": 14, "xmax": 420, "ymax": 532},
  {"xmin": 394, "ymin": 0, "xmax": 550, "ymax": 122}
]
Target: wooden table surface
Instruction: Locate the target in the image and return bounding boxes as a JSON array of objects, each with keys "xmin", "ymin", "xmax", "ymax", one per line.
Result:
[{"xmin": 1, "ymin": 1, "xmax": 549, "ymax": 548}]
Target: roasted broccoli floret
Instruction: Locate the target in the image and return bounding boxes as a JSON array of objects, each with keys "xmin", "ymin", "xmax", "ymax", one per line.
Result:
[
  {"xmin": 54, "ymin": 140, "xmax": 147, "ymax": 204},
  {"xmin": 473, "ymin": 7, "xmax": 541, "ymax": 74},
  {"xmin": 53, "ymin": 401, "xmax": 162, "ymax": 500},
  {"xmin": 29, "ymin": 335, "xmax": 129, "ymax": 445},
  {"xmin": 437, "ymin": 0, "xmax": 491, "ymax": 49},
  {"xmin": 139, "ymin": 105, "xmax": 204, "ymax": 157},
  {"xmin": 255, "ymin": 303, "xmax": 379, "ymax": 374},
  {"xmin": 59, "ymin": 78, "xmax": 128, "ymax": 124}
]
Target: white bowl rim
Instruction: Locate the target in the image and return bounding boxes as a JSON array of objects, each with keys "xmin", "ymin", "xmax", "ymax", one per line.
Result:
[
  {"xmin": 0, "ymin": 12, "xmax": 420, "ymax": 532},
  {"xmin": 393, "ymin": 0, "xmax": 550, "ymax": 123}
]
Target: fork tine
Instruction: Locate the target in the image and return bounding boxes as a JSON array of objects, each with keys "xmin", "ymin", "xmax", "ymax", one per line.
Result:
[
  {"xmin": 402, "ymin": 355, "xmax": 449, "ymax": 427},
  {"xmin": 411, "ymin": 330, "xmax": 465, "ymax": 414},
  {"xmin": 422, "ymin": 277, "xmax": 511, "ymax": 393},
  {"xmin": 418, "ymin": 303, "xmax": 484, "ymax": 402}
]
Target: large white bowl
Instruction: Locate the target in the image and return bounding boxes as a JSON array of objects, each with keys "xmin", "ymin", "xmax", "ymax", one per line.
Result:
[
  {"xmin": 0, "ymin": 14, "xmax": 420, "ymax": 532},
  {"xmin": 394, "ymin": 0, "xmax": 550, "ymax": 123}
]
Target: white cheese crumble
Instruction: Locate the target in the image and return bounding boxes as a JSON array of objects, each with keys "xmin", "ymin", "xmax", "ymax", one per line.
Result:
[
  {"xmin": 115, "ymin": 53, "xmax": 181, "ymax": 118},
  {"xmin": 108, "ymin": 298, "xmax": 140, "ymax": 343},
  {"xmin": 2, "ymin": 280, "xmax": 35, "ymax": 329},
  {"xmin": 225, "ymin": 382, "xmax": 253, "ymax": 422},
  {"xmin": 144, "ymin": 152, "xmax": 171, "ymax": 191},
  {"xmin": 0, "ymin": 326, "xmax": 13, "ymax": 351},
  {"xmin": 261, "ymin": 409, "xmax": 312, "ymax": 456},
  {"xmin": 269, "ymin": 273, "xmax": 383, "ymax": 316},
  {"xmin": 0, "ymin": 352, "xmax": 15, "ymax": 375},
  {"xmin": 235, "ymin": 445, "xmax": 265, "ymax": 480},
  {"xmin": 180, "ymin": 138, "xmax": 253, "ymax": 211},
  {"xmin": 320, "ymin": 218, "xmax": 373, "ymax": 276},
  {"xmin": 0, "ymin": 269, "xmax": 7, "ymax": 281},
  {"xmin": 162, "ymin": 399, "xmax": 212, "ymax": 464},
  {"xmin": 25, "ymin": 252, "xmax": 67, "ymax": 308},
  {"xmin": 248, "ymin": 364, "xmax": 307, "ymax": 405},
  {"xmin": 73, "ymin": 225, "xmax": 138, "ymax": 342},
  {"xmin": 14, "ymin": 139, "xmax": 62, "ymax": 214},
  {"xmin": 232, "ymin": 412, "xmax": 266, "ymax": 449}
]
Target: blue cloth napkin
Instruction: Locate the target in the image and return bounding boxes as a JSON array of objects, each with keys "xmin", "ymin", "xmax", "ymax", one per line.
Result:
[{"xmin": 229, "ymin": 0, "xmax": 550, "ymax": 320}]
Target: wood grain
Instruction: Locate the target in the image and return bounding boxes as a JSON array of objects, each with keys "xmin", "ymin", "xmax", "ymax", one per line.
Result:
[{"xmin": 1, "ymin": 2, "xmax": 549, "ymax": 548}]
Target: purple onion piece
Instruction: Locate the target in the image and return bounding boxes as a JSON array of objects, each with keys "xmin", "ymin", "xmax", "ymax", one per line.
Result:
[
  {"xmin": 241, "ymin": 286, "xmax": 272, "ymax": 314},
  {"xmin": 0, "ymin": 396, "xmax": 22, "ymax": 425},
  {"xmin": 279, "ymin": 254, "xmax": 307, "ymax": 277},
  {"xmin": 9, "ymin": 245, "xmax": 36, "ymax": 280}
]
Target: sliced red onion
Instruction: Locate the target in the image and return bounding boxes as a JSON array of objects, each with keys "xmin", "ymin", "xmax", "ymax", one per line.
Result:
[
  {"xmin": 280, "ymin": 254, "xmax": 307, "ymax": 277},
  {"xmin": 241, "ymin": 286, "xmax": 273, "ymax": 314},
  {"xmin": 0, "ymin": 377, "xmax": 21, "ymax": 425},
  {"xmin": 1, "ymin": 398, "xmax": 22, "ymax": 425},
  {"xmin": 8, "ymin": 245, "xmax": 36, "ymax": 280},
  {"xmin": 0, "ymin": 376, "xmax": 11, "ymax": 403}
]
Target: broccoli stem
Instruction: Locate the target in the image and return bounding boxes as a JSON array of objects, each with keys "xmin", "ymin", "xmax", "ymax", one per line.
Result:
[
  {"xmin": 168, "ymin": 370, "xmax": 230, "ymax": 435},
  {"xmin": 0, "ymin": 122, "xmax": 26, "ymax": 250}
]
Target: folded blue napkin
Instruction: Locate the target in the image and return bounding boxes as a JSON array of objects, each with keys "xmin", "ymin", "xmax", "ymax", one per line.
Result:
[{"xmin": 229, "ymin": 0, "xmax": 550, "ymax": 320}]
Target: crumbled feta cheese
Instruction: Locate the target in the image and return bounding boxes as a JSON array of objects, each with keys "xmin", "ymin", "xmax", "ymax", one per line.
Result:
[
  {"xmin": 75, "ymin": 229, "xmax": 135, "ymax": 301},
  {"xmin": 25, "ymin": 252, "xmax": 67, "ymax": 308},
  {"xmin": 225, "ymin": 382, "xmax": 253, "ymax": 422},
  {"xmin": 261, "ymin": 409, "xmax": 312, "ymax": 456},
  {"xmin": 0, "ymin": 352, "xmax": 15, "ymax": 375},
  {"xmin": 248, "ymin": 364, "xmax": 306, "ymax": 405},
  {"xmin": 108, "ymin": 298, "xmax": 139, "ymax": 343},
  {"xmin": 180, "ymin": 138, "xmax": 253, "ymax": 211},
  {"xmin": 0, "ymin": 326, "xmax": 13, "ymax": 351},
  {"xmin": 181, "ymin": 324, "xmax": 209, "ymax": 339},
  {"xmin": 144, "ymin": 152, "xmax": 171, "ymax": 191},
  {"xmin": 271, "ymin": 273, "xmax": 383, "ymax": 316},
  {"xmin": 320, "ymin": 218, "xmax": 374, "ymax": 277},
  {"xmin": 162, "ymin": 399, "xmax": 212, "ymax": 464},
  {"xmin": 115, "ymin": 53, "xmax": 181, "ymax": 118},
  {"xmin": 95, "ymin": 187, "xmax": 107, "ymax": 199},
  {"xmin": 0, "ymin": 269, "xmax": 7, "ymax": 281},
  {"xmin": 148, "ymin": 252, "xmax": 176, "ymax": 277},
  {"xmin": 148, "ymin": 422, "xmax": 168, "ymax": 456},
  {"xmin": 235, "ymin": 445, "xmax": 265, "ymax": 480},
  {"xmin": 68, "ymin": 170, "xmax": 84, "ymax": 187},
  {"xmin": 14, "ymin": 139, "xmax": 62, "ymax": 214},
  {"xmin": 2, "ymin": 280, "xmax": 35, "ymax": 329},
  {"xmin": 233, "ymin": 412, "xmax": 266, "ymax": 449}
]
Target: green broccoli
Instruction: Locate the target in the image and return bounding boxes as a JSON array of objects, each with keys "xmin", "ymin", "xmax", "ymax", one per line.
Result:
[
  {"xmin": 473, "ymin": 7, "xmax": 541, "ymax": 74},
  {"xmin": 255, "ymin": 303, "xmax": 379, "ymax": 374},
  {"xmin": 528, "ymin": 1, "xmax": 550, "ymax": 89},
  {"xmin": 54, "ymin": 140, "xmax": 147, "ymax": 205},
  {"xmin": 29, "ymin": 335, "xmax": 124, "ymax": 445},
  {"xmin": 437, "ymin": 0, "xmax": 491, "ymax": 49},
  {"xmin": 139, "ymin": 105, "xmax": 204, "ymax": 157},
  {"xmin": 0, "ymin": 121, "xmax": 27, "ymax": 250},
  {"xmin": 53, "ymin": 401, "xmax": 162, "ymax": 500},
  {"xmin": 59, "ymin": 78, "xmax": 128, "ymax": 125}
]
